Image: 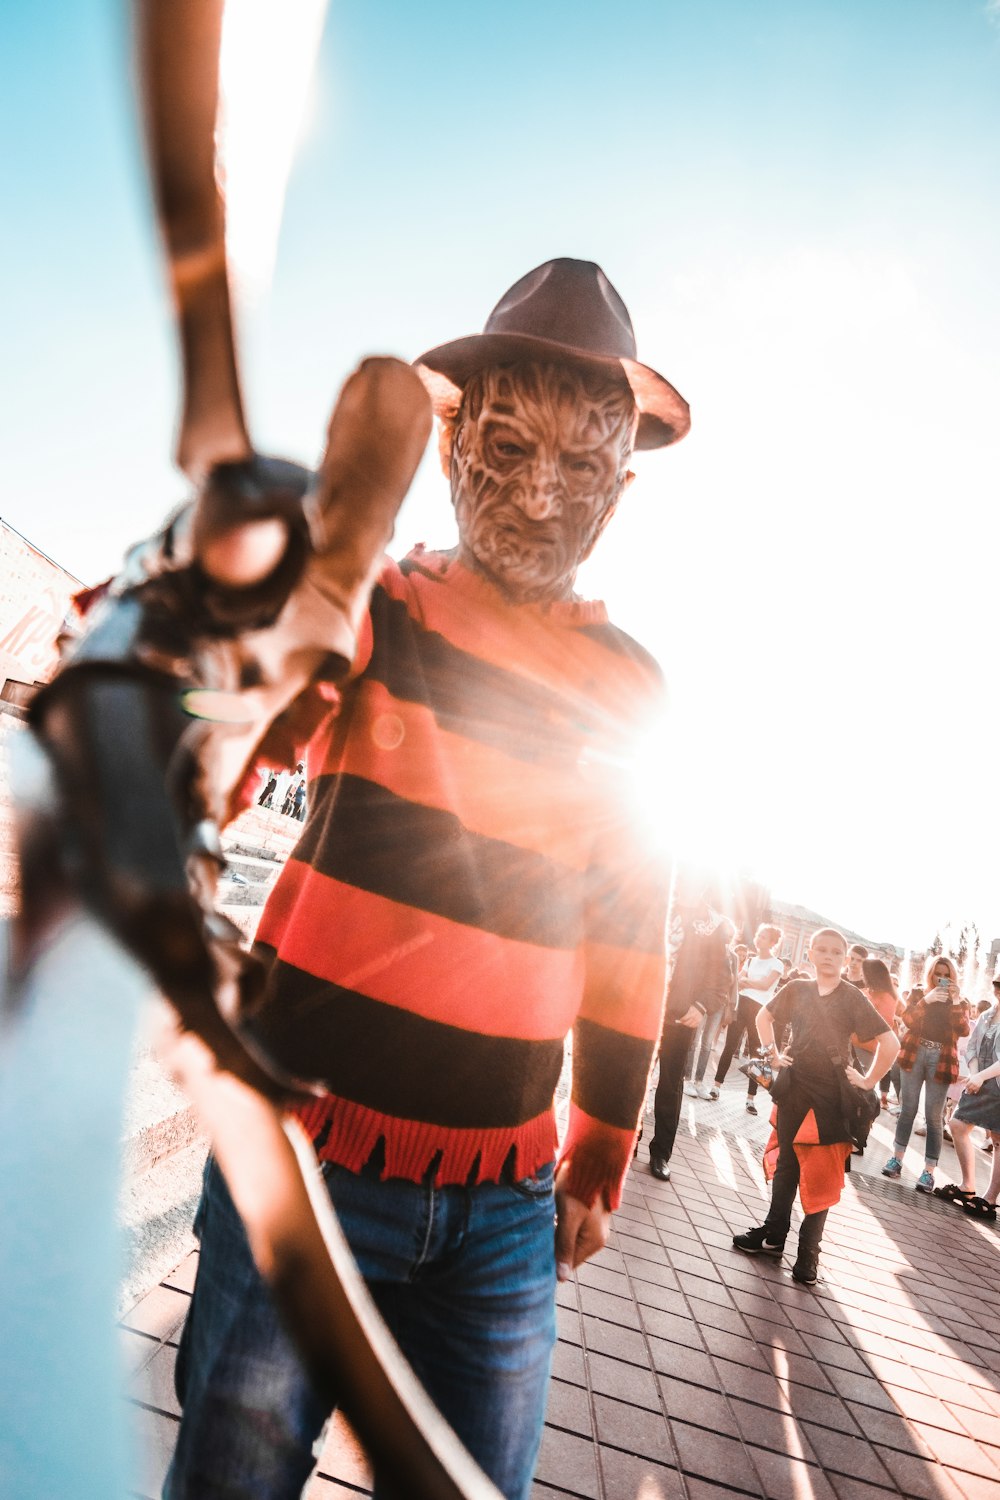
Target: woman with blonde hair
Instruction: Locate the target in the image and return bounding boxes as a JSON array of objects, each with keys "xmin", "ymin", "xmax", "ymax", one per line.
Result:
[{"xmin": 883, "ymin": 955, "xmax": 970, "ymax": 1192}]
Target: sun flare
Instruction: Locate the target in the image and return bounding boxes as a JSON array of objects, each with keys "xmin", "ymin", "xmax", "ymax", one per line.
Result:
[{"xmin": 217, "ymin": 0, "xmax": 329, "ymax": 304}]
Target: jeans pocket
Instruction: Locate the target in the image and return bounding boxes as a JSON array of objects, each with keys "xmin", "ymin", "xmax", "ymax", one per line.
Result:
[{"xmin": 508, "ymin": 1160, "xmax": 556, "ymax": 1200}]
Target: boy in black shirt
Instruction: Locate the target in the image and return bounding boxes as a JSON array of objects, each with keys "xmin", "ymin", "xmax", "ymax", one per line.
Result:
[{"xmin": 732, "ymin": 928, "xmax": 899, "ymax": 1285}]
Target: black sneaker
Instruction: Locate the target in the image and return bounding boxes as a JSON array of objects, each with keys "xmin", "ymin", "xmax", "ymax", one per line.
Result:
[
  {"xmin": 791, "ymin": 1251, "xmax": 819, "ymax": 1286},
  {"xmin": 732, "ymin": 1226, "xmax": 785, "ymax": 1255},
  {"xmin": 746, "ymin": 1098, "xmax": 758, "ymax": 1115}
]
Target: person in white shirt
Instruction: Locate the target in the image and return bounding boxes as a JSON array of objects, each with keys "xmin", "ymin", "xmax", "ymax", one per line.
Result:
[{"xmin": 711, "ymin": 923, "xmax": 784, "ymax": 1114}]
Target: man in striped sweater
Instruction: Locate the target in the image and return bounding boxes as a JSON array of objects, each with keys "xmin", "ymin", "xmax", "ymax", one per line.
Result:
[{"xmin": 166, "ymin": 259, "xmax": 690, "ymax": 1500}]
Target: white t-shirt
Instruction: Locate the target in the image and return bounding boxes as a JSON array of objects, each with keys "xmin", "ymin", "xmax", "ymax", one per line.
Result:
[{"xmin": 740, "ymin": 956, "xmax": 784, "ymax": 1007}]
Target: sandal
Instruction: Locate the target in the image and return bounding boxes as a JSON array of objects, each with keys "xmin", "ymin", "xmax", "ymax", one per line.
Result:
[
  {"xmin": 932, "ymin": 1183, "xmax": 975, "ymax": 1205},
  {"xmin": 962, "ymin": 1196, "xmax": 998, "ymax": 1220}
]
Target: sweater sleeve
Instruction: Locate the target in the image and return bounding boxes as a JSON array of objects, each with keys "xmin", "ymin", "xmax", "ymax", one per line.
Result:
[{"xmin": 557, "ymin": 828, "xmax": 668, "ymax": 1211}]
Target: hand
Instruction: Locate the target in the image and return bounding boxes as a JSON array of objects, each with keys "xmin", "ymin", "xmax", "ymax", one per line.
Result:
[
  {"xmin": 965, "ymin": 1073, "xmax": 983, "ymax": 1094},
  {"xmin": 554, "ymin": 1164, "xmax": 611, "ymax": 1282},
  {"xmin": 677, "ymin": 1006, "xmax": 704, "ymax": 1029},
  {"xmin": 844, "ymin": 1065, "xmax": 871, "ymax": 1088},
  {"xmin": 771, "ymin": 1050, "xmax": 793, "ymax": 1070}
]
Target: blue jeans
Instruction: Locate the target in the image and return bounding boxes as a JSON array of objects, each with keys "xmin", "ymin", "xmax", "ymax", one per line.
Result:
[
  {"xmin": 164, "ymin": 1154, "xmax": 557, "ymax": 1500},
  {"xmin": 685, "ymin": 1009, "xmax": 725, "ymax": 1083},
  {"xmin": 895, "ymin": 1045, "xmax": 949, "ymax": 1166}
]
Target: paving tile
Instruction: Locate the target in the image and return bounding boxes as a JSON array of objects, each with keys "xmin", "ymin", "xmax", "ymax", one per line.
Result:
[
  {"xmin": 162, "ymin": 1250, "xmax": 199, "ymax": 1294},
  {"xmin": 580, "ymin": 1319, "xmax": 650, "ymax": 1368},
  {"xmin": 315, "ymin": 1410, "xmax": 373, "ymax": 1491},
  {"xmin": 599, "ymin": 1449, "xmax": 684, "ymax": 1499},
  {"xmin": 700, "ymin": 1326, "xmax": 770, "ymax": 1369},
  {"xmin": 551, "ymin": 1339, "xmax": 587, "ymax": 1387},
  {"xmin": 129, "ymin": 1341, "xmax": 180, "ymax": 1418},
  {"xmin": 577, "ymin": 1262, "xmax": 631, "ymax": 1299},
  {"xmin": 670, "ymin": 1417, "xmax": 757, "ymax": 1490},
  {"xmin": 630, "ymin": 1280, "xmax": 692, "ymax": 1317},
  {"xmin": 861, "ymin": 1353, "xmax": 933, "ymax": 1395},
  {"xmin": 647, "ymin": 1337, "xmax": 716, "ymax": 1387},
  {"xmin": 950, "ymin": 1405, "xmax": 1000, "ymax": 1447},
  {"xmin": 882, "ymin": 1383, "xmax": 967, "ymax": 1431},
  {"xmin": 798, "ymin": 1423, "xmax": 895, "ymax": 1485},
  {"xmin": 545, "ymin": 1378, "xmax": 594, "ymax": 1439},
  {"xmin": 578, "ymin": 1286, "xmax": 642, "ymax": 1330},
  {"xmin": 843, "ymin": 1401, "xmax": 935, "ymax": 1458},
  {"xmin": 620, "ymin": 1236, "xmax": 677, "ymax": 1272},
  {"xmin": 825, "ymin": 1478, "xmax": 896, "ymax": 1500},
  {"xmin": 950, "ymin": 1474, "xmax": 1000, "ymax": 1500},
  {"xmin": 620, "ymin": 1260, "xmax": 683, "ymax": 1296},
  {"xmin": 657, "ymin": 1375, "xmax": 739, "ymax": 1437},
  {"xmin": 615, "ymin": 1218, "xmax": 663, "ymax": 1246},
  {"xmin": 639, "ymin": 1304, "xmax": 702, "ymax": 1349},
  {"xmin": 593, "ymin": 1392, "xmax": 674, "ymax": 1466},
  {"xmin": 779, "ymin": 1382, "xmax": 859, "ymax": 1435},
  {"xmin": 587, "ymin": 1351, "xmax": 660, "ymax": 1412},
  {"xmin": 781, "ymin": 1305, "xmax": 846, "ymax": 1344},
  {"xmin": 128, "ymin": 1404, "xmax": 180, "ymax": 1499},
  {"xmin": 589, "ymin": 1245, "xmax": 627, "ymax": 1276},
  {"xmin": 822, "ymin": 1366, "xmax": 900, "ymax": 1413},
  {"xmin": 557, "ymin": 1305, "xmax": 583, "ymax": 1346},
  {"xmin": 748, "ymin": 1445, "xmax": 838, "ymax": 1500},
  {"xmin": 119, "ymin": 1327, "xmax": 161, "ymax": 1377},
  {"xmin": 120, "ymin": 1284, "xmax": 190, "ymax": 1344},
  {"xmin": 557, "ymin": 1278, "xmax": 580, "ymax": 1310},
  {"xmin": 805, "ymin": 1337, "xmax": 870, "ymax": 1376},
  {"xmin": 759, "ymin": 1347, "xmax": 834, "ymax": 1392},
  {"xmin": 727, "ymin": 1396, "xmax": 818, "ymax": 1462},
  {"xmin": 534, "ymin": 1424, "xmax": 600, "ymax": 1499},
  {"xmin": 686, "ymin": 1296, "xmax": 751, "ymax": 1336},
  {"xmin": 683, "ymin": 1276, "xmax": 742, "ymax": 1314},
  {"xmin": 685, "ymin": 1473, "xmax": 761, "ymax": 1498},
  {"xmin": 712, "ymin": 1356, "xmax": 783, "ymax": 1408},
  {"xmin": 667, "ymin": 1250, "xmax": 725, "ymax": 1285},
  {"xmin": 911, "ymin": 1424, "xmax": 1000, "ymax": 1481},
  {"xmin": 873, "ymin": 1445, "xmax": 967, "ymax": 1499},
  {"xmin": 744, "ymin": 1317, "xmax": 812, "ymax": 1358},
  {"xmin": 304, "ymin": 1475, "xmax": 371, "ymax": 1497}
]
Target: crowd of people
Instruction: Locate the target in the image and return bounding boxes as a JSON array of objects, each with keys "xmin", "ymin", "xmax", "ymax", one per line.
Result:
[
  {"xmin": 256, "ymin": 761, "xmax": 307, "ymax": 821},
  {"xmin": 646, "ymin": 901, "xmax": 1000, "ymax": 1289}
]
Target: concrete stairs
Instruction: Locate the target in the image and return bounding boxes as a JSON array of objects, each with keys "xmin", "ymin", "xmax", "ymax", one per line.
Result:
[{"xmin": 0, "ymin": 715, "xmax": 299, "ymax": 1305}]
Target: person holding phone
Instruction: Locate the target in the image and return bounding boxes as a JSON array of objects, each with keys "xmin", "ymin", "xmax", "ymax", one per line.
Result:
[{"xmin": 883, "ymin": 955, "xmax": 970, "ymax": 1192}]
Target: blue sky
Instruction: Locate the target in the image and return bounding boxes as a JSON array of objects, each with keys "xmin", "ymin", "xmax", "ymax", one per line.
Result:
[{"xmin": 3, "ymin": 1, "xmax": 1000, "ymax": 952}]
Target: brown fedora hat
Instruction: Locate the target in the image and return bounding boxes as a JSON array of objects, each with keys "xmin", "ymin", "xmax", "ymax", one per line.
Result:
[{"xmin": 415, "ymin": 258, "xmax": 690, "ymax": 449}]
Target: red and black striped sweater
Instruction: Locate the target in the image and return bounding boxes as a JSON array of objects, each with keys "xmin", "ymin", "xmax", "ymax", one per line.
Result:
[{"xmin": 245, "ymin": 548, "xmax": 669, "ymax": 1210}]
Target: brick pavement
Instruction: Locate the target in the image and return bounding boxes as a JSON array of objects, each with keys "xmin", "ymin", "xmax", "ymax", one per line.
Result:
[{"xmin": 121, "ymin": 1077, "xmax": 1000, "ymax": 1499}]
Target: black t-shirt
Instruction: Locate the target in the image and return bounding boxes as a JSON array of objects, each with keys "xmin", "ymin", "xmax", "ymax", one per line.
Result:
[
  {"xmin": 764, "ymin": 980, "xmax": 890, "ymax": 1129},
  {"xmin": 917, "ymin": 998, "xmax": 953, "ymax": 1043}
]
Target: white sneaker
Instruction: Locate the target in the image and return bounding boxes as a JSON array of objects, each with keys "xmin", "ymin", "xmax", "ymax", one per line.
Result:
[
  {"xmin": 914, "ymin": 1118, "xmax": 927, "ymax": 1137},
  {"xmin": 696, "ymin": 1083, "xmax": 713, "ymax": 1099},
  {"xmin": 683, "ymin": 1081, "xmax": 698, "ymax": 1097}
]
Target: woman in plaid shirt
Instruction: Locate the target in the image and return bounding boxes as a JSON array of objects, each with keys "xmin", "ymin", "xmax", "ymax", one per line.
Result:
[{"xmin": 882, "ymin": 955, "xmax": 970, "ymax": 1193}]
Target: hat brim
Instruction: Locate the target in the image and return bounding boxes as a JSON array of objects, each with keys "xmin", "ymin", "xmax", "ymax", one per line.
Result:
[{"xmin": 414, "ymin": 332, "xmax": 690, "ymax": 450}]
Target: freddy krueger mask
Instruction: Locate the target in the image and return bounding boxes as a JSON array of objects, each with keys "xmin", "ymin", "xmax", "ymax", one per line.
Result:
[{"xmin": 449, "ymin": 360, "xmax": 638, "ymax": 605}]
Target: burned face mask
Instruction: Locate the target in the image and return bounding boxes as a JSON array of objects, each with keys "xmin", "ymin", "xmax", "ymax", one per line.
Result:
[{"xmin": 450, "ymin": 361, "xmax": 637, "ymax": 604}]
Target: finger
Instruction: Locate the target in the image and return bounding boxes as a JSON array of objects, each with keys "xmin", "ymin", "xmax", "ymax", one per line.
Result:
[
  {"xmin": 199, "ymin": 517, "xmax": 290, "ymax": 586},
  {"xmin": 554, "ymin": 1197, "xmax": 584, "ymax": 1282},
  {"xmin": 574, "ymin": 1210, "xmax": 611, "ymax": 1268}
]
